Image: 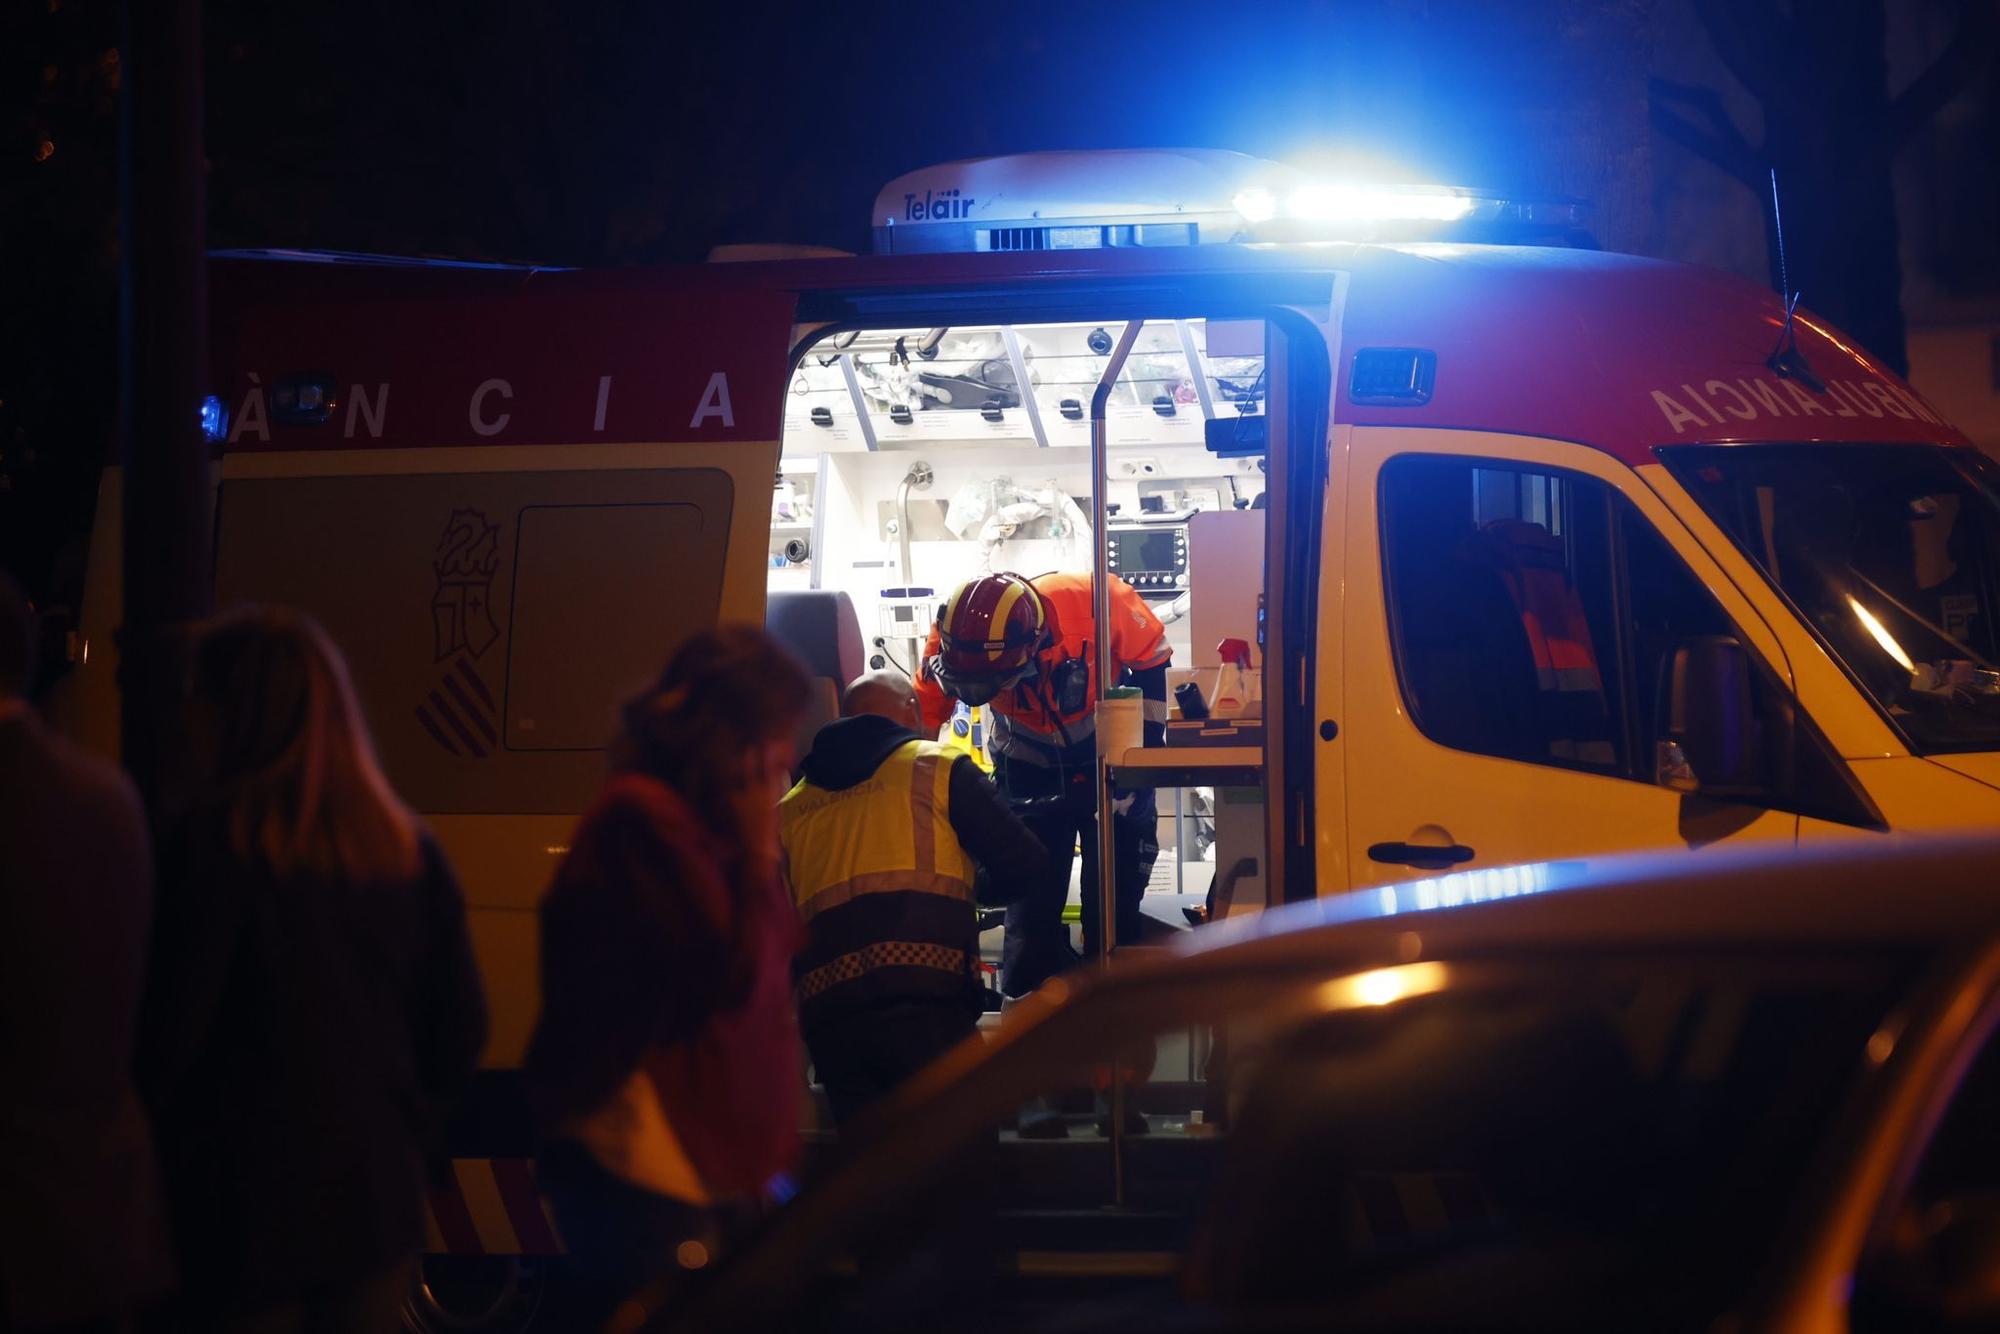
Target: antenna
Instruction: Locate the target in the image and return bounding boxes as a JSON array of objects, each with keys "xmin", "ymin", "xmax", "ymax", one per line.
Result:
[
  {"xmin": 1765, "ymin": 168, "xmax": 1826, "ymax": 392},
  {"xmin": 1770, "ymin": 168, "xmax": 1790, "ymax": 300}
]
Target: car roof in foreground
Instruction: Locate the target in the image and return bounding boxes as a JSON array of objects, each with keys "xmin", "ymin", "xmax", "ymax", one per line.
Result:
[
  {"xmin": 655, "ymin": 838, "xmax": 2000, "ymax": 1331},
  {"xmin": 1170, "ymin": 835, "xmax": 2000, "ymax": 980},
  {"xmin": 899, "ymin": 835, "xmax": 2000, "ymax": 1141}
]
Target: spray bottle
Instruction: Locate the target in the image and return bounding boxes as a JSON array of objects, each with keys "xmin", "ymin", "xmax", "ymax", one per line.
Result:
[{"xmin": 1212, "ymin": 637, "xmax": 1258, "ymax": 721}]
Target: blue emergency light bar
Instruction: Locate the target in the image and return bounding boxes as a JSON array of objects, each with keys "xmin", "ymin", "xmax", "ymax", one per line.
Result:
[{"xmin": 872, "ymin": 150, "xmax": 1593, "ymax": 255}]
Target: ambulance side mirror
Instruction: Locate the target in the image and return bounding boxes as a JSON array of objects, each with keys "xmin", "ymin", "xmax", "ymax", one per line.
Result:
[{"xmin": 1657, "ymin": 636, "xmax": 1764, "ymax": 796}]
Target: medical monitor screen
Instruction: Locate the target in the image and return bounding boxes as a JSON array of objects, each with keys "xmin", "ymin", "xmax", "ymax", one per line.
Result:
[{"xmin": 1114, "ymin": 528, "xmax": 1179, "ymax": 574}]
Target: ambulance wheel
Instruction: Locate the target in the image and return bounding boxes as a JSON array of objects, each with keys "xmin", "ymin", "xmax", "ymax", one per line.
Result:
[{"xmin": 403, "ymin": 1254, "xmax": 548, "ymax": 1332}]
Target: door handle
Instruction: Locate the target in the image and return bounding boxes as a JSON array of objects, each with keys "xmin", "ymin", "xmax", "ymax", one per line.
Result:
[{"xmin": 1367, "ymin": 841, "xmax": 1475, "ymax": 868}]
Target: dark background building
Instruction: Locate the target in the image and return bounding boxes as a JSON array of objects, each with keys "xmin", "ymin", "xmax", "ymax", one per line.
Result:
[{"xmin": 4, "ymin": 0, "xmax": 1995, "ymax": 615}]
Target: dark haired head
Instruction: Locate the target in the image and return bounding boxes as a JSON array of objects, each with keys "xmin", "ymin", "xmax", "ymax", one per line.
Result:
[
  {"xmin": 614, "ymin": 626, "xmax": 811, "ymax": 817},
  {"xmin": 0, "ymin": 570, "xmax": 35, "ymax": 699}
]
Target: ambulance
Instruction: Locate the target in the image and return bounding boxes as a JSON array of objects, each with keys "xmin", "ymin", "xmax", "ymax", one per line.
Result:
[{"xmin": 55, "ymin": 148, "xmax": 2000, "ymax": 1319}]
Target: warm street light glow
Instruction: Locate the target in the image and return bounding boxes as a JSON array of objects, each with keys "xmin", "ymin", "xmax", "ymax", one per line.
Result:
[{"xmin": 1320, "ymin": 961, "xmax": 1450, "ymax": 1011}]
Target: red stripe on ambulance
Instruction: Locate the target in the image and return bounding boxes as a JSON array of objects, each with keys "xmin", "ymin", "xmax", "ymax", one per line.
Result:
[
  {"xmin": 491, "ymin": 1158, "xmax": 563, "ymax": 1256},
  {"xmin": 425, "ymin": 1170, "xmax": 484, "ymax": 1255},
  {"xmin": 422, "ymin": 1159, "xmax": 565, "ymax": 1256},
  {"xmin": 1650, "ymin": 373, "xmax": 1946, "ymax": 436}
]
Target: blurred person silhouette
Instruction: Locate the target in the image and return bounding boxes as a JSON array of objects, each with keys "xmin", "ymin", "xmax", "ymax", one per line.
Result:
[
  {"xmin": 523, "ymin": 627, "xmax": 812, "ymax": 1328},
  {"xmin": 137, "ymin": 606, "xmax": 487, "ymax": 1334},
  {"xmin": 0, "ymin": 569, "xmax": 174, "ymax": 1332}
]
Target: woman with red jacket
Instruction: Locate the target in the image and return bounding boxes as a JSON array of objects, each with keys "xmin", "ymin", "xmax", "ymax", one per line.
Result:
[{"xmin": 524, "ymin": 627, "xmax": 811, "ymax": 1326}]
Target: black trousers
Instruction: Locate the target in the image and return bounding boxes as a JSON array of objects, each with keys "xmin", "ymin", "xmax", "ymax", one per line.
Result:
[
  {"xmin": 995, "ymin": 756, "xmax": 1157, "ymax": 998},
  {"xmin": 807, "ymin": 1001, "xmax": 979, "ymax": 1127}
]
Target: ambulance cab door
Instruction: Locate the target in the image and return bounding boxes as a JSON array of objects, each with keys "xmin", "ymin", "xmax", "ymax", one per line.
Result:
[{"xmin": 1340, "ymin": 427, "xmax": 1799, "ymax": 890}]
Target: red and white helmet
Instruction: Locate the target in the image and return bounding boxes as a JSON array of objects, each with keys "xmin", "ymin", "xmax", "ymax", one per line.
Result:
[{"xmin": 929, "ymin": 572, "xmax": 1051, "ymax": 704}]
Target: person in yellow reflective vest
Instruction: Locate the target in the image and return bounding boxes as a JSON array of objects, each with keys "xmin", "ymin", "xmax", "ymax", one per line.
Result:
[{"xmin": 780, "ymin": 670, "xmax": 1050, "ymax": 1125}]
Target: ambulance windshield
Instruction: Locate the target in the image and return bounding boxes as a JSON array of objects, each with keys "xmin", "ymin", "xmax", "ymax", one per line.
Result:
[{"xmin": 1665, "ymin": 444, "xmax": 2000, "ymax": 755}]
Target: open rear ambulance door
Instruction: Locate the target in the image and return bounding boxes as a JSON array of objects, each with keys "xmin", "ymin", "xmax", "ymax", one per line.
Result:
[{"xmin": 209, "ymin": 264, "xmax": 797, "ymax": 1067}]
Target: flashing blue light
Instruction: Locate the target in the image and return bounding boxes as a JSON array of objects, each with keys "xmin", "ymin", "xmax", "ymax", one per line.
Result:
[
  {"xmin": 1232, "ymin": 187, "xmax": 1279, "ymax": 223},
  {"xmin": 1284, "ymin": 183, "xmax": 1474, "ymax": 224},
  {"xmin": 199, "ymin": 394, "xmax": 228, "ymax": 442}
]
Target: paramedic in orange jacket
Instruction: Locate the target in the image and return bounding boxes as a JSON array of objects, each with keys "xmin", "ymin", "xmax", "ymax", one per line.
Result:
[{"xmin": 917, "ymin": 571, "xmax": 1171, "ymax": 997}]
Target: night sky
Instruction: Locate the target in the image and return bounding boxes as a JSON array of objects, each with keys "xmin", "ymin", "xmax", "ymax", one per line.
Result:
[
  {"xmin": 187, "ymin": 1, "xmax": 1660, "ymax": 264},
  {"xmin": 4, "ymin": 0, "xmax": 1995, "ymax": 606}
]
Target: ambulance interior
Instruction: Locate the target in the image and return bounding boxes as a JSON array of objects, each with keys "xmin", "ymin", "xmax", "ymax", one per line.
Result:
[{"xmin": 768, "ymin": 317, "xmax": 1274, "ymax": 998}]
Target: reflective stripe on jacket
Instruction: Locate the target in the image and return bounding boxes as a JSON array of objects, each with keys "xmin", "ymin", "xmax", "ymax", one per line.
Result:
[
  {"xmin": 1488, "ymin": 520, "xmax": 1608, "ymax": 696},
  {"xmin": 1479, "ymin": 518, "xmax": 1614, "ymax": 766},
  {"xmin": 779, "ymin": 739, "xmax": 981, "ymax": 1024},
  {"xmin": 1481, "ymin": 519, "xmax": 1604, "ymax": 694}
]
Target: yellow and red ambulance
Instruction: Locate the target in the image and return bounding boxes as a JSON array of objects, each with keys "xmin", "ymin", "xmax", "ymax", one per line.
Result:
[{"xmin": 52, "ymin": 148, "xmax": 2000, "ymax": 1319}]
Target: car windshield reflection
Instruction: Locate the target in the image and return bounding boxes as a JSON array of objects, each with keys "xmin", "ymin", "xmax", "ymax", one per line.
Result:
[{"xmin": 1664, "ymin": 444, "xmax": 2000, "ymax": 754}]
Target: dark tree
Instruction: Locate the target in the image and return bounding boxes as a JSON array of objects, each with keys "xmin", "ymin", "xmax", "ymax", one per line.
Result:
[
  {"xmin": 1650, "ymin": 0, "xmax": 1996, "ymax": 376},
  {"xmin": 1, "ymin": 0, "xmax": 123, "ymax": 607}
]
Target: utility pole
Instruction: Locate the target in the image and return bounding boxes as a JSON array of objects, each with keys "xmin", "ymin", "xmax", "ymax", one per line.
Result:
[{"xmin": 120, "ymin": 0, "xmax": 211, "ymax": 810}]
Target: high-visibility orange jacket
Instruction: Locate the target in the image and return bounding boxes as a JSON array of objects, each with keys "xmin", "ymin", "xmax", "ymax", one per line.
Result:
[
  {"xmin": 917, "ymin": 572, "xmax": 1170, "ymax": 760},
  {"xmin": 1480, "ymin": 519, "xmax": 1604, "ymax": 694}
]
